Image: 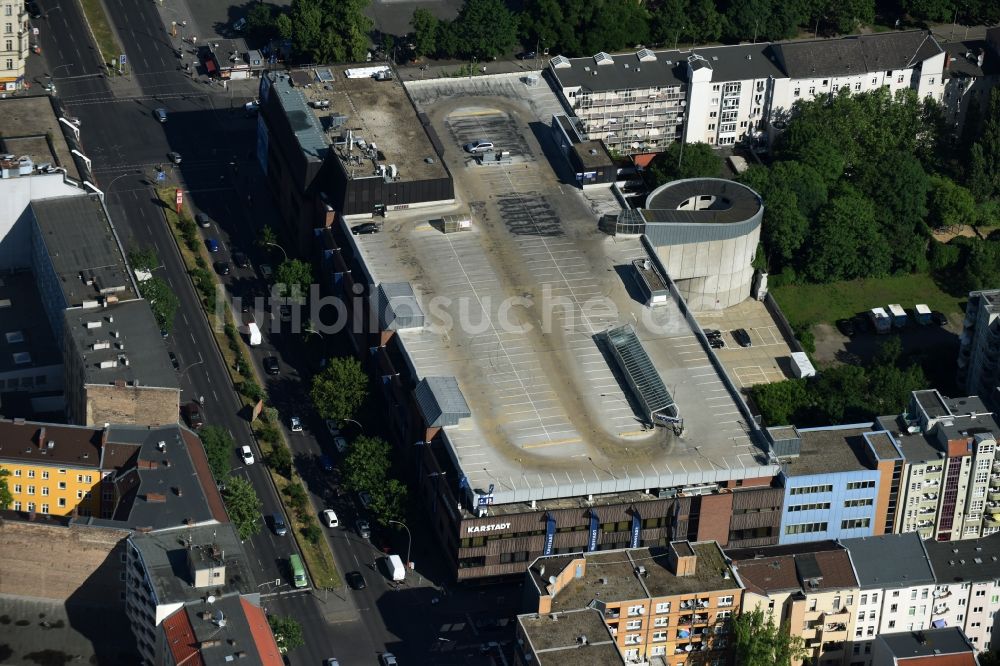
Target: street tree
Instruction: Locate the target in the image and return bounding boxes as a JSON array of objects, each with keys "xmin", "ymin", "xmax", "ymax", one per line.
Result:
[
  {"xmin": 138, "ymin": 276, "xmax": 180, "ymax": 332},
  {"xmin": 267, "ymin": 443, "xmax": 293, "ymax": 479},
  {"xmin": 257, "ymin": 224, "xmax": 278, "ymax": 250},
  {"xmin": 288, "ymin": 0, "xmax": 372, "ymax": 64},
  {"xmin": 732, "ymin": 608, "xmax": 807, "ymax": 666},
  {"xmin": 246, "ymin": 2, "xmax": 279, "ymax": 41},
  {"xmin": 342, "ymin": 436, "xmax": 391, "ymax": 495},
  {"xmin": 310, "ymin": 357, "xmax": 368, "ymax": 422},
  {"xmin": 411, "ymin": 8, "xmax": 439, "ymax": 58},
  {"xmin": 369, "ymin": 478, "xmax": 407, "ymax": 525},
  {"xmin": 268, "ymin": 615, "xmax": 305, "ymax": 651},
  {"xmin": 275, "ymin": 259, "xmax": 313, "ymax": 298},
  {"xmin": 453, "ymin": 0, "xmax": 518, "ymax": 59},
  {"xmin": 644, "ymin": 141, "xmax": 722, "ymax": 189},
  {"xmin": 128, "ymin": 247, "xmax": 158, "ymax": 271},
  {"xmin": 223, "ymin": 476, "xmax": 264, "ymax": 540},
  {"xmin": 199, "ymin": 426, "xmax": 234, "ymax": 481},
  {"xmin": 0, "ymin": 469, "xmax": 12, "ymax": 510}
]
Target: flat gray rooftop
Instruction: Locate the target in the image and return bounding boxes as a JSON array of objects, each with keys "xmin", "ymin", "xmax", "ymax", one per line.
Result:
[
  {"xmin": 519, "ymin": 609, "xmax": 622, "ymax": 665},
  {"xmin": 643, "ymin": 178, "xmax": 762, "ymax": 224},
  {"xmin": 64, "ymin": 300, "xmax": 178, "ymax": 390},
  {"xmin": 349, "ymin": 194, "xmax": 773, "ymax": 505},
  {"xmin": 876, "ymin": 415, "xmax": 941, "ymax": 462},
  {"xmin": 270, "ymin": 68, "xmax": 447, "ymax": 181},
  {"xmin": 31, "ymin": 195, "xmax": 137, "ymax": 307},
  {"xmin": 129, "ymin": 523, "xmax": 257, "ymax": 605},
  {"xmin": 0, "ymin": 96, "xmax": 83, "ymax": 182},
  {"xmin": 0, "ymin": 271, "xmax": 61, "ymax": 374},
  {"xmin": 784, "ymin": 424, "xmax": 874, "ymax": 477}
]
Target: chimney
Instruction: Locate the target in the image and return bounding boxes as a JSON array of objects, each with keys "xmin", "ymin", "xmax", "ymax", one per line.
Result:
[{"xmin": 37, "ymin": 427, "xmax": 46, "ymax": 449}]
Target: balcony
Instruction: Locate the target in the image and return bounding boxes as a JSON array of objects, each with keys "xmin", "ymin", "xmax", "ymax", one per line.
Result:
[
  {"xmin": 932, "ymin": 588, "xmax": 951, "ymax": 599},
  {"xmin": 605, "ymin": 609, "xmax": 620, "ymax": 620},
  {"xmin": 933, "ymin": 604, "xmax": 950, "ymax": 615},
  {"xmin": 990, "ymin": 490, "xmax": 1000, "ymax": 502},
  {"xmin": 987, "ymin": 515, "xmax": 1000, "ymax": 527}
]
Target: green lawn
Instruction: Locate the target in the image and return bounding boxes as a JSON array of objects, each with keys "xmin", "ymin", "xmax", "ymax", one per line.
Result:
[
  {"xmin": 772, "ymin": 274, "xmax": 966, "ymax": 328},
  {"xmin": 79, "ymin": 0, "xmax": 121, "ymax": 68}
]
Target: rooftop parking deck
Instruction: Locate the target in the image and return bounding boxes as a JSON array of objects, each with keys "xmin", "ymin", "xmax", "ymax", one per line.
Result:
[{"xmin": 348, "ymin": 93, "xmax": 775, "ymax": 506}]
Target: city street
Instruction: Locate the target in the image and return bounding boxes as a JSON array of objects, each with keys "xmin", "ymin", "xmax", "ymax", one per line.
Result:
[{"xmin": 24, "ymin": 0, "xmax": 521, "ymax": 663}]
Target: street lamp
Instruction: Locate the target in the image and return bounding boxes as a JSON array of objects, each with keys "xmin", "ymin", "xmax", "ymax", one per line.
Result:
[
  {"xmin": 340, "ymin": 418, "xmax": 364, "ymax": 434},
  {"xmin": 48, "ymin": 62, "xmax": 74, "ymax": 83},
  {"xmin": 388, "ymin": 519, "xmax": 411, "ymax": 568},
  {"xmin": 264, "ymin": 241, "xmax": 288, "ymax": 261}
]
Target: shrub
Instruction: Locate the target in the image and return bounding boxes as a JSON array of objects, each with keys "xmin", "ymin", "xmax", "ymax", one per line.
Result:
[{"xmin": 793, "ymin": 323, "xmax": 816, "ymax": 354}]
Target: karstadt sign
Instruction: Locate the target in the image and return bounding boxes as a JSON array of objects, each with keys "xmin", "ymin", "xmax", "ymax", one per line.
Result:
[{"xmin": 466, "ymin": 522, "xmax": 511, "ymax": 534}]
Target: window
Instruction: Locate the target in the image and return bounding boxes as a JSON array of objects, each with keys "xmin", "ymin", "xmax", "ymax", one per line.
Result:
[
  {"xmin": 709, "ymin": 111, "xmax": 717, "ymax": 118},
  {"xmin": 58, "ymin": 469, "xmax": 66, "ymax": 474},
  {"xmin": 889, "ymin": 620, "xmax": 896, "ymax": 628},
  {"xmin": 85, "ymin": 475, "xmax": 93, "ymax": 484},
  {"xmin": 41, "ymin": 487, "xmax": 49, "ymax": 496},
  {"xmin": 26, "ymin": 502, "xmax": 34, "ymax": 512},
  {"xmin": 654, "ymin": 617, "xmax": 668, "ymax": 627},
  {"xmin": 708, "ymin": 124, "xmax": 716, "ymax": 130},
  {"xmin": 897, "ymin": 75, "xmax": 904, "ymax": 83},
  {"xmin": 854, "ymin": 82, "xmax": 861, "ymax": 91},
  {"xmin": 842, "ymin": 517, "xmax": 871, "ymax": 530},
  {"xmin": 844, "ymin": 498, "xmax": 873, "ymax": 508},
  {"xmin": 26, "ymin": 485, "xmax": 34, "ymax": 495},
  {"xmin": 891, "ymin": 604, "xmax": 898, "ymax": 613},
  {"xmin": 40, "ymin": 504, "xmax": 48, "ymax": 514},
  {"xmin": 652, "ymin": 631, "xmax": 667, "ymax": 642},
  {"xmin": 77, "ymin": 491, "xmax": 83, "ymax": 499},
  {"xmin": 27, "ymin": 470, "xmax": 35, "ymax": 478},
  {"xmin": 624, "ymin": 634, "xmax": 641, "ymax": 645},
  {"xmin": 655, "ymin": 602, "xmax": 670, "ymax": 613},
  {"xmin": 861, "ymin": 595, "xmax": 867, "ymax": 605},
  {"xmin": 13, "ymin": 470, "xmax": 20, "ymax": 477},
  {"xmin": 13, "ymin": 484, "xmax": 21, "ymax": 493},
  {"xmin": 626, "ymin": 619, "xmax": 642, "ymax": 630},
  {"xmin": 788, "ymin": 502, "xmax": 831, "ymax": 512},
  {"xmin": 846, "ymin": 481, "xmax": 876, "ymax": 490},
  {"xmin": 718, "ymin": 596, "xmax": 734, "ymax": 607},
  {"xmin": 794, "ymin": 88, "xmax": 800, "ymax": 97},
  {"xmin": 650, "ymin": 646, "xmax": 665, "ymax": 656},
  {"xmin": 627, "ymin": 605, "xmax": 643, "ymax": 617},
  {"xmin": 929, "ymin": 78, "xmax": 935, "ymax": 85},
  {"xmin": 13, "ymin": 501, "xmax": 20, "ymax": 511},
  {"xmin": 58, "ymin": 498, "xmax": 66, "ymax": 507},
  {"xmin": 58, "ymin": 481, "xmax": 66, "ymax": 489},
  {"xmin": 41, "ymin": 471, "xmax": 49, "ymax": 479},
  {"xmin": 833, "ymin": 596, "xmax": 841, "ymax": 609},
  {"xmin": 785, "ymin": 522, "xmax": 828, "ymax": 535},
  {"xmin": 847, "ymin": 595, "xmax": 854, "ymax": 606},
  {"xmin": 77, "ymin": 475, "xmax": 83, "ymax": 482},
  {"xmin": 809, "ymin": 86, "xmax": 816, "ymax": 95},
  {"xmin": 809, "ymin": 599, "xmax": 817, "ymax": 611},
  {"xmin": 790, "ymin": 485, "xmax": 833, "ymax": 495}
]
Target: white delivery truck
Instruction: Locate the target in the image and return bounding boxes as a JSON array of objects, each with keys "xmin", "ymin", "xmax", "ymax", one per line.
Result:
[
  {"xmin": 247, "ymin": 322, "xmax": 262, "ymax": 346},
  {"xmin": 386, "ymin": 554, "xmax": 405, "ymax": 582}
]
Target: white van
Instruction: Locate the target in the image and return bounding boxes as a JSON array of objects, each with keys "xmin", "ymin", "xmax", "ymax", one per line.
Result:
[
  {"xmin": 247, "ymin": 322, "xmax": 262, "ymax": 346},
  {"xmin": 386, "ymin": 554, "xmax": 405, "ymax": 582}
]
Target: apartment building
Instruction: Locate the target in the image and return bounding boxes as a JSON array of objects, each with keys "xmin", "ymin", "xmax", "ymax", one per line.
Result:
[
  {"xmin": 959, "ymin": 290, "xmax": 1000, "ymax": 397},
  {"xmin": 874, "ymin": 390, "xmax": 1000, "ymax": 541},
  {"xmin": 124, "ymin": 524, "xmax": 281, "ymax": 666},
  {"xmin": 924, "ymin": 534, "xmax": 1000, "ymax": 653},
  {"xmin": 871, "ymin": 627, "xmax": 978, "ymax": 666},
  {"xmin": 0, "ymin": 0, "xmax": 29, "ymax": 92},
  {"xmin": 523, "ymin": 541, "xmax": 742, "ymax": 665},
  {"xmin": 766, "ymin": 424, "xmax": 893, "ymax": 545},
  {"xmin": 940, "ymin": 29, "xmax": 1000, "ymax": 133},
  {"xmin": 549, "ymin": 30, "xmax": 945, "ymax": 155},
  {"xmin": 733, "ymin": 547, "xmax": 859, "ymax": 666},
  {"xmin": 842, "ymin": 534, "xmax": 937, "ymax": 665}
]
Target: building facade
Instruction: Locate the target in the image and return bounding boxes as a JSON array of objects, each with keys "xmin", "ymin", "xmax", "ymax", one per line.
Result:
[
  {"xmin": 875, "ymin": 390, "xmax": 1000, "ymax": 541},
  {"xmin": 549, "ymin": 31, "xmax": 946, "ymax": 155},
  {"xmin": 524, "ymin": 541, "xmax": 742, "ymax": 665},
  {"xmin": 924, "ymin": 534, "xmax": 1000, "ymax": 652},
  {"xmin": 958, "ymin": 290, "xmax": 1000, "ymax": 397},
  {"xmin": 0, "ymin": 0, "xmax": 28, "ymax": 92},
  {"xmin": 842, "ymin": 534, "xmax": 937, "ymax": 665}
]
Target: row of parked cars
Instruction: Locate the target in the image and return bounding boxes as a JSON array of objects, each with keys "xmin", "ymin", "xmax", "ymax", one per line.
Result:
[{"xmin": 703, "ymin": 328, "xmax": 753, "ymax": 348}]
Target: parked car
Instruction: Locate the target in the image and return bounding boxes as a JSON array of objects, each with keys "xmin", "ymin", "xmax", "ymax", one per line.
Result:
[
  {"xmin": 231, "ymin": 17, "xmax": 246, "ymax": 32},
  {"xmin": 319, "ymin": 454, "xmax": 333, "ymax": 472},
  {"xmin": 195, "ymin": 212, "xmax": 211, "ymax": 228},
  {"xmin": 836, "ymin": 318, "xmax": 856, "ymax": 337},
  {"xmin": 259, "ymin": 263, "xmax": 273, "ymax": 280},
  {"xmin": 206, "ymin": 238, "xmax": 220, "ymax": 253},
  {"xmin": 357, "ymin": 491, "xmax": 372, "ymax": 509},
  {"xmin": 290, "ymin": 416, "xmax": 302, "ymax": 432},
  {"xmin": 155, "ymin": 108, "xmax": 168, "ymax": 122},
  {"xmin": 167, "ymin": 151, "xmax": 182, "ymax": 165},
  {"xmin": 233, "ymin": 251, "xmax": 250, "ymax": 268},
  {"xmin": 464, "ymin": 139, "xmax": 494, "ymax": 153},
  {"xmin": 324, "ymin": 659, "xmax": 340, "ymax": 666},
  {"xmin": 932, "ymin": 311, "xmax": 948, "ymax": 326},
  {"xmin": 263, "ymin": 356, "xmax": 279, "ymax": 375},
  {"xmin": 168, "ymin": 351, "xmax": 179, "ymax": 370},
  {"xmin": 702, "ymin": 329, "xmax": 722, "ymax": 339},
  {"xmin": 351, "ymin": 222, "xmax": 379, "ymax": 235},
  {"xmin": 709, "ymin": 337, "xmax": 725, "ymax": 349},
  {"xmin": 733, "ymin": 328, "xmax": 752, "ymax": 348},
  {"xmin": 213, "ymin": 261, "xmax": 231, "ymax": 276},
  {"xmin": 517, "ymin": 50, "xmax": 537, "ymax": 60},
  {"xmin": 355, "ymin": 518, "xmax": 371, "ymax": 539},
  {"xmin": 185, "ymin": 401, "xmax": 204, "ymax": 429},
  {"xmin": 379, "ymin": 654, "xmax": 398, "ymax": 666},
  {"xmin": 346, "ymin": 571, "xmax": 366, "ymax": 590},
  {"xmin": 322, "ymin": 509, "xmax": 339, "ymax": 528},
  {"xmin": 240, "ymin": 445, "xmax": 255, "ymax": 465},
  {"xmin": 271, "ymin": 514, "xmax": 288, "ymax": 536},
  {"xmin": 325, "ymin": 419, "xmax": 340, "ymax": 437},
  {"xmin": 853, "ymin": 314, "xmax": 871, "ymax": 334},
  {"xmin": 333, "ymin": 436, "xmax": 348, "ymax": 453}
]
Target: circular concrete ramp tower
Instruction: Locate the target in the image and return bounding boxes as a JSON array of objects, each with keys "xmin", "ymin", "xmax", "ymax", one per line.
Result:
[{"xmin": 637, "ymin": 177, "xmax": 762, "ymax": 310}]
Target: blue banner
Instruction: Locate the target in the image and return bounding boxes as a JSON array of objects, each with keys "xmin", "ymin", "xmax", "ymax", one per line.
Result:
[
  {"xmin": 543, "ymin": 514, "xmax": 557, "ymax": 556},
  {"xmin": 587, "ymin": 510, "xmax": 600, "ymax": 552},
  {"xmin": 630, "ymin": 510, "xmax": 641, "ymax": 548}
]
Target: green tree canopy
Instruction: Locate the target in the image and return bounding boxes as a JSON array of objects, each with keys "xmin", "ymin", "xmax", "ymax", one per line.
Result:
[
  {"xmin": 138, "ymin": 276, "xmax": 179, "ymax": 332},
  {"xmin": 223, "ymin": 476, "xmax": 264, "ymax": 540},
  {"xmin": 267, "ymin": 443, "xmax": 293, "ymax": 478},
  {"xmin": 268, "ymin": 615, "xmax": 305, "ymax": 651},
  {"xmin": 453, "ymin": 0, "xmax": 518, "ymax": 59},
  {"xmin": 804, "ymin": 185, "xmax": 889, "ymax": 282},
  {"xmin": 644, "ymin": 141, "xmax": 722, "ymax": 189},
  {"xmin": 411, "ymin": 8, "xmax": 439, "ymax": 58},
  {"xmin": 289, "ymin": 0, "xmax": 372, "ymax": 64},
  {"xmin": 275, "ymin": 259, "xmax": 313, "ymax": 298},
  {"xmin": 246, "ymin": 2, "xmax": 280, "ymax": 42},
  {"xmin": 0, "ymin": 468, "xmax": 12, "ymax": 510},
  {"xmin": 199, "ymin": 426, "xmax": 235, "ymax": 481},
  {"xmin": 927, "ymin": 176, "xmax": 977, "ymax": 230},
  {"xmin": 732, "ymin": 608, "xmax": 807, "ymax": 666},
  {"xmin": 310, "ymin": 356, "xmax": 368, "ymax": 421},
  {"xmin": 342, "ymin": 435, "xmax": 391, "ymax": 495},
  {"xmin": 129, "ymin": 247, "xmax": 158, "ymax": 271}
]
